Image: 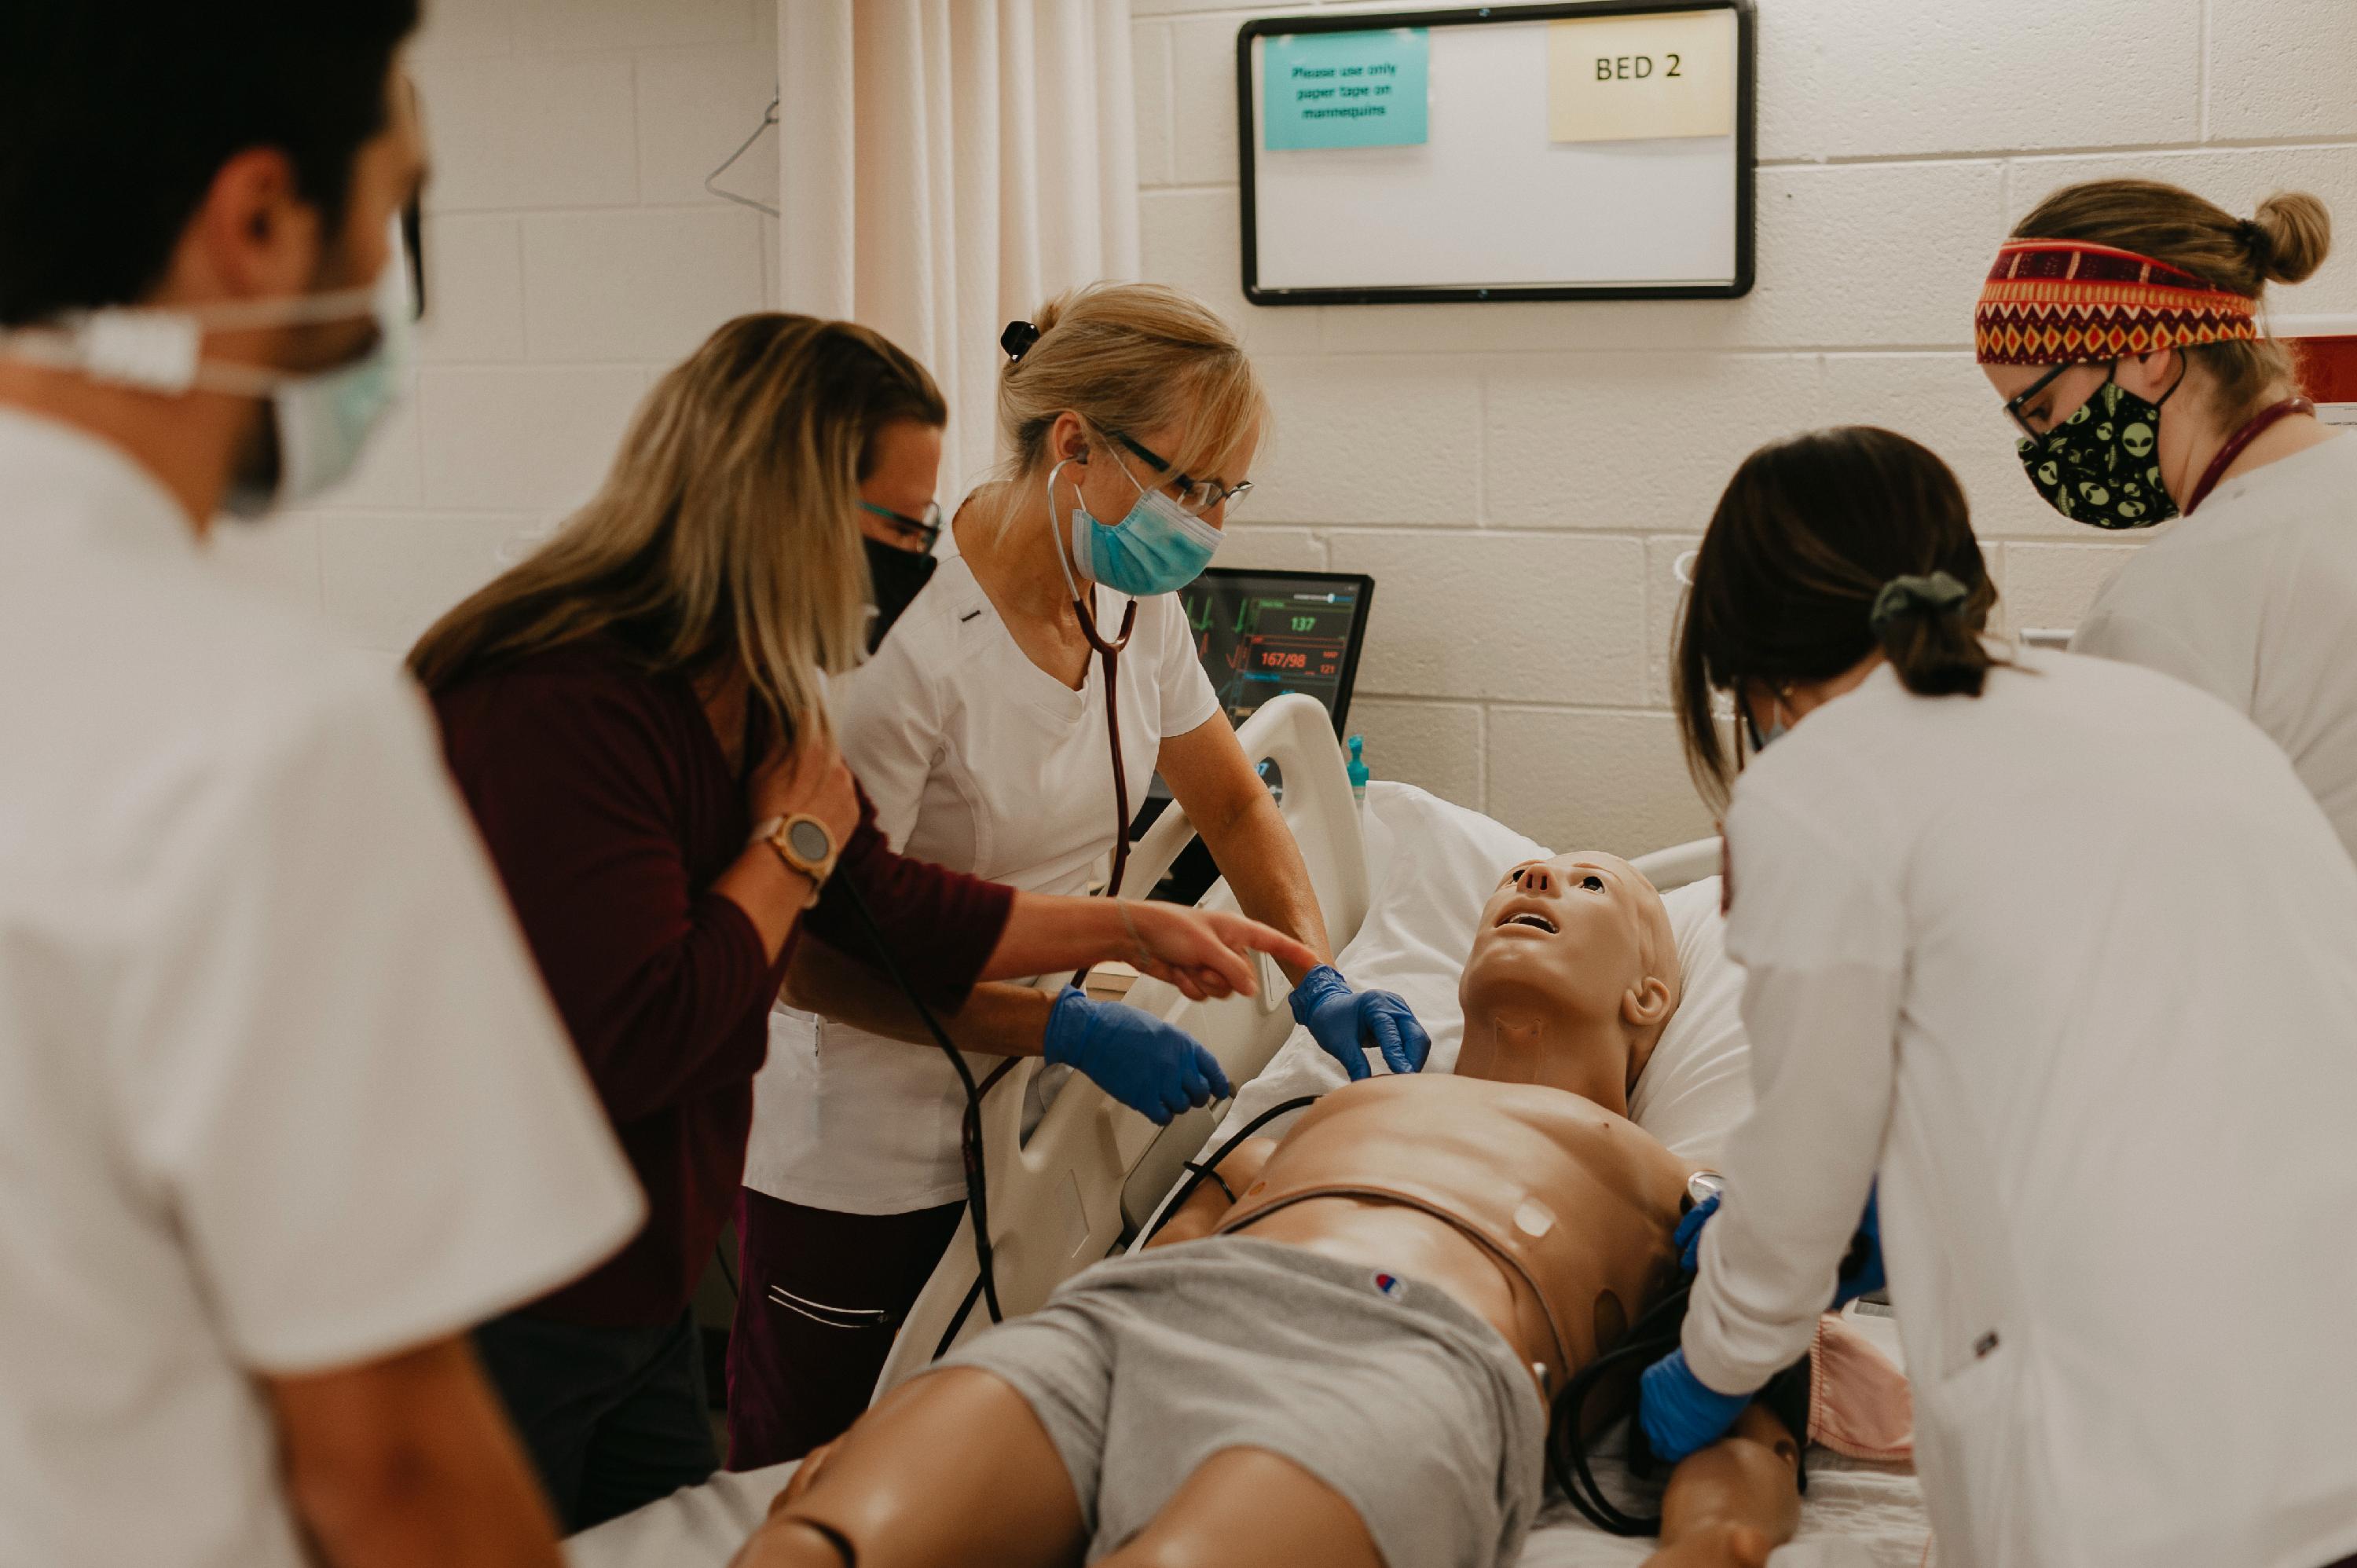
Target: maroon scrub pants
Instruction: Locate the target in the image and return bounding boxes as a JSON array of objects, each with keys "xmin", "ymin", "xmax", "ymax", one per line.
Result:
[{"xmin": 725, "ymin": 1187, "xmax": 965, "ymax": 1469}]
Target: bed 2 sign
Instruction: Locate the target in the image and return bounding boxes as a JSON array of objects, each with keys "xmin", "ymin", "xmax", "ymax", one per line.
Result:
[
  {"xmin": 1547, "ymin": 9, "xmax": 1736, "ymax": 144},
  {"xmin": 1595, "ymin": 53, "xmax": 1681, "ymax": 79}
]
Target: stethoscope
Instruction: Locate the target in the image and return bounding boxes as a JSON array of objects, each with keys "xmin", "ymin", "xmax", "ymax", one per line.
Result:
[{"xmin": 1046, "ymin": 452, "xmax": 1143, "ymax": 988}]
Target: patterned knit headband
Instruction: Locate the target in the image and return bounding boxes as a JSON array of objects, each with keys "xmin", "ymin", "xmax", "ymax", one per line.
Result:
[{"xmin": 1974, "ymin": 239, "xmax": 2258, "ymax": 365}]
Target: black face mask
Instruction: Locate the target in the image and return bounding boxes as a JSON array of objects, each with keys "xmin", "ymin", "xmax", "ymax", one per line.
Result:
[{"xmin": 863, "ymin": 535, "xmax": 938, "ymax": 652}]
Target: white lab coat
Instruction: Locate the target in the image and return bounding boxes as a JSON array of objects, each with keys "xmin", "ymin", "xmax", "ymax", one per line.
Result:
[
  {"xmin": 1681, "ymin": 650, "xmax": 2357, "ymax": 1568},
  {"xmin": 0, "ymin": 410, "xmax": 642, "ymax": 1568},
  {"xmin": 2075, "ymin": 432, "xmax": 2357, "ymax": 862}
]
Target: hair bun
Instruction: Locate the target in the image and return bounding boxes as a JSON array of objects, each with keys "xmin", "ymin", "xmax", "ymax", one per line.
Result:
[
  {"xmin": 2251, "ymin": 191, "xmax": 2331, "ymax": 285},
  {"xmin": 1000, "ymin": 320, "xmax": 1041, "ymax": 363}
]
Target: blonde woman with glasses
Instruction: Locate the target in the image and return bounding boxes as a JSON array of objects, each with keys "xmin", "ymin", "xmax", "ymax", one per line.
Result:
[
  {"xmin": 734, "ymin": 284, "xmax": 1430, "ymax": 1467},
  {"xmin": 407, "ymin": 313, "xmax": 1313, "ymax": 1530}
]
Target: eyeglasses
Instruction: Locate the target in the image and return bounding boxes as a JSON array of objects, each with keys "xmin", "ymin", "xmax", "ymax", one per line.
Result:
[
  {"xmin": 1111, "ymin": 430, "xmax": 1252, "ymax": 518},
  {"xmin": 859, "ymin": 500, "xmax": 943, "ymax": 553},
  {"xmin": 2001, "ymin": 361, "xmax": 2082, "ymax": 441}
]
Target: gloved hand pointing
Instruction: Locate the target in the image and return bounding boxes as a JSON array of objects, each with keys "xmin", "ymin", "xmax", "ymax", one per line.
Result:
[
  {"xmin": 1042, "ymin": 987, "xmax": 1231, "ymax": 1125},
  {"xmin": 1290, "ymin": 964, "xmax": 1431, "ymax": 1081},
  {"xmin": 1638, "ymin": 1348, "xmax": 1751, "ymax": 1466}
]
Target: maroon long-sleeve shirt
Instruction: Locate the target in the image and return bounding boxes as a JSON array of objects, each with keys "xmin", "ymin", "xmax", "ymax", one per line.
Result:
[{"xmin": 433, "ymin": 637, "xmax": 1013, "ymax": 1325}]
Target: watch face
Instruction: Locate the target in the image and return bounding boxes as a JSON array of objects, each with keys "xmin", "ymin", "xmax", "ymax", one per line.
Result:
[{"xmin": 786, "ymin": 819, "xmax": 833, "ymax": 861}]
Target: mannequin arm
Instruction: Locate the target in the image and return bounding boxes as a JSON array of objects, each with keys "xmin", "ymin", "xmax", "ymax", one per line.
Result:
[
  {"xmin": 1642, "ymin": 1402, "xmax": 1802, "ymax": 1568},
  {"xmin": 1143, "ymin": 1136, "xmax": 1281, "ymax": 1249}
]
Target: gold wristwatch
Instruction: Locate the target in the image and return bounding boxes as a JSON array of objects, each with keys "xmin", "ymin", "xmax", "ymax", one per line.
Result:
[{"xmin": 750, "ymin": 813, "xmax": 841, "ymax": 896}]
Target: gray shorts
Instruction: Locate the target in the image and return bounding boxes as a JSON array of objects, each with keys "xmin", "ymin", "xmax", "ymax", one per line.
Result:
[{"xmin": 939, "ymin": 1235, "xmax": 1547, "ymax": 1568}]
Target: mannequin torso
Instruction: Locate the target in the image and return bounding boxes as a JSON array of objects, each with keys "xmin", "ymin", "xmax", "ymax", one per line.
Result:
[{"xmin": 1209, "ymin": 1074, "xmax": 1690, "ymax": 1401}]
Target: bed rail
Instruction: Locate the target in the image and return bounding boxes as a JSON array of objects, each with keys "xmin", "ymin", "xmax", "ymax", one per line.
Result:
[
  {"xmin": 1629, "ymin": 834, "xmax": 1721, "ymax": 895},
  {"xmin": 874, "ymin": 694, "xmax": 1370, "ymax": 1394}
]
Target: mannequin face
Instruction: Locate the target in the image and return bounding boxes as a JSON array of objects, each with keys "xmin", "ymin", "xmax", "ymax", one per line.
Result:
[{"xmin": 1457, "ymin": 852, "xmax": 1681, "ymax": 1105}]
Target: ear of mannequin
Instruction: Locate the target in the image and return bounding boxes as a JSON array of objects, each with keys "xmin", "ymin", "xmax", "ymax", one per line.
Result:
[{"xmin": 1621, "ymin": 975, "xmax": 1674, "ymax": 1096}]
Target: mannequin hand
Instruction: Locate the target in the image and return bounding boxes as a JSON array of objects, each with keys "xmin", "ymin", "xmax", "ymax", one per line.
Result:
[
  {"xmin": 749, "ymin": 727, "xmax": 860, "ymax": 847},
  {"xmin": 1832, "ymin": 1185, "xmax": 1884, "ymax": 1308},
  {"xmin": 1288, "ymin": 965, "xmax": 1430, "ymax": 1080},
  {"xmin": 1043, "ymin": 986, "xmax": 1232, "ymax": 1124},
  {"xmin": 1674, "ymin": 1192, "xmax": 1721, "ymax": 1274},
  {"xmin": 1119, "ymin": 902, "xmax": 1319, "ymax": 1003},
  {"xmin": 1638, "ymin": 1348, "xmax": 1750, "ymax": 1466}
]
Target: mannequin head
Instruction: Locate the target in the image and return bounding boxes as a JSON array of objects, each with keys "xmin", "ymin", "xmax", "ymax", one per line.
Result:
[{"xmin": 1456, "ymin": 852, "xmax": 1681, "ymax": 1115}]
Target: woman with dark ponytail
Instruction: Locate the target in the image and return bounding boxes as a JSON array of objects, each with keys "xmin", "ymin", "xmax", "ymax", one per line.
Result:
[
  {"xmin": 1640, "ymin": 426, "xmax": 2357, "ymax": 1567},
  {"xmin": 1975, "ymin": 180, "xmax": 2357, "ymax": 862}
]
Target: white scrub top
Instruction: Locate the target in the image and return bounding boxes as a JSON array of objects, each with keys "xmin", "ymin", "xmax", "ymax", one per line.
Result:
[
  {"xmin": 2074, "ymin": 431, "xmax": 2357, "ymax": 860},
  {"xmin": 0, "ymin": 410, "xmax": 643, "ymax": 1568},
  {"xmin": 745, "ymin": 537, "xmax": 1220, "ymax": 1212},
  {"xmin": 1682, "ymin": 650, "xmax": 2357, "ymax": 1568}
]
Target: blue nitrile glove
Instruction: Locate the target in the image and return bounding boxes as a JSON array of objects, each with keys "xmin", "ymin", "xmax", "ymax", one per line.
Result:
[
  {"xmin": 1042, "ymin": 986, "xmax": 1232, "ymax": 1125},
  {"xmin": 1832, "ymin": 1185, "xmax": 1884, "ymax": 1308},
  {"xmin": 1675, "ymin": 1192, "xmax": 1721, "ymax": 1274},
  {"xmin": 1289, "ymin": 964, "xmax": 1431, "ymax": 1082},
  {"xmin": 1639, "ymin": 1348, "xmax": 1752, "ymax": 1465}
]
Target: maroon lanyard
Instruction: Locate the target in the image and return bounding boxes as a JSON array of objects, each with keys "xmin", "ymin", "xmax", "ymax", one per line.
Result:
[{"xmin": 2185, "ymin": 396, "xmax": 2315, "ymax": 515}]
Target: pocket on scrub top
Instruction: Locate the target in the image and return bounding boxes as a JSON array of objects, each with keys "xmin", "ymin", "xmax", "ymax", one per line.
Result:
[{"xmin": 1915, "ymin": 1326, "xmax": 2023, "ymax": 1552}]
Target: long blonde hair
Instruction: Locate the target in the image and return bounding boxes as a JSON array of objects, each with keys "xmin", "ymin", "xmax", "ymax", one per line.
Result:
[
  {"xmin": 997, "ymin": 282, "xmax": 1267, "ymax": 484},
  {"xmin": 2011, "ymin": 180, "xmax": 2331, "ymax": 424},
  {"xmin": 409, "ymin": 313, "xmax": 944, "ymax": 746}
]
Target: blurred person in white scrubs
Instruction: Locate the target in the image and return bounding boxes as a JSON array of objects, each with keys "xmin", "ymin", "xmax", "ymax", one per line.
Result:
[
  {"xmin": 730, "ymin": 284, "xmax": 1430, "ymax": 1467},
  {"xmin": 1635, "ymin": 427, "xmax": 2357, "ymax": 1567},
  {"xmin": 1978, "ymin": 181, "xmax": 2357, "ymax": 859},
  {"xmin": 0, "ymin": 6, "xmax": 642, "ymax": 1567}
]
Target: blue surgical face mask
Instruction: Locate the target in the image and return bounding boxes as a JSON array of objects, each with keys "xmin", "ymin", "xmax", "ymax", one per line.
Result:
[
  {"xmin": 1047, "ymin": 445, "xmax": 1222, "ymax": 599},
  {"xmin": 227, "ymin": 214, "xmax": 414, "ymax": 518},
  {"xmin": 1743, "ymin": 692, "xmax": 1789, "ymax": 753},
  {"xmin": 0, "ymin": 214, "xmax": 412, "ymax": 519}
]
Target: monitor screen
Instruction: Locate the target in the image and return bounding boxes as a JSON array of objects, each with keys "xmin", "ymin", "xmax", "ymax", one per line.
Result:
[{"xmin": 1176, "ymin": 568, "xmax": 1374, "ymax": 734}]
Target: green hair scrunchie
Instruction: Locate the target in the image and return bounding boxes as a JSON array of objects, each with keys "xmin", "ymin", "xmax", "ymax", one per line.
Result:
[{"xmin": 1868, "ymin": 571, "xmax": 1970, "ymax": 640}]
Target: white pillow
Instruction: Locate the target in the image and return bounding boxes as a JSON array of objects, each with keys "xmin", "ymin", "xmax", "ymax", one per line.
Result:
[
  {"xmin": 1215, "ymin": 782, "xmax": 1751, "ymax": 1166},
  {"xmin": 1633, "ymin": 875, "xmax": 1754, "ymax": 1166}
]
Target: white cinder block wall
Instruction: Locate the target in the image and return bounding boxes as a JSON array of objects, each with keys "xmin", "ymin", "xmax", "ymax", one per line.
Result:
[
  {"xmin": 210, "ymin": 0, "xmax": 783, "ymax": 658},
  {"xmin": 1132, "ymin": 0, "xmax": 2357, "ymax": 855},
  {"xmin": 219, "ymin": 0, "xmax": 2353, "ymax": 860}
]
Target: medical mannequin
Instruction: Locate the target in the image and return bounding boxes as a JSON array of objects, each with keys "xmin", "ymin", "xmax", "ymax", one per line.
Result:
[{"xmin": 731, "ymin": 854, "xmax": 1809, "ymax": 1568}]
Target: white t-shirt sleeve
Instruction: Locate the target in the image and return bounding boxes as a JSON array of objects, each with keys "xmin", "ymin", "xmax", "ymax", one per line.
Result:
[
  {"xmin": 835, "ymin": 621, "xmax": 944, "ymax": 852},
  {"xmin": 1681, "ymin": 780, "xmax": 1904, "ymax": 1395},
  {"xmin": 112, "ymin": 673, "xmax": 643, "ymax": 1375},
  {"xmin": 1156, "ymin": 592, "xmax": 1222, "ymax": 738}
]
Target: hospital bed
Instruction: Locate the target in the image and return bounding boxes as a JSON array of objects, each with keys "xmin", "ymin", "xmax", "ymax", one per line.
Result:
[{"xmin": 567, "ymin": 695, "xmax": 1930, "ymax": 1568}]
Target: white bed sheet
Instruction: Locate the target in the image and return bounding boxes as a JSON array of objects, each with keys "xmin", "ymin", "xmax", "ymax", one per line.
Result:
[
  {"xmin": 565, "ymin": 1455, "xmax": 1930, "ymax": 1568},
  {"xmin": 566, "ymin": 782, "xmax": 1930, "ymax": 1568}
]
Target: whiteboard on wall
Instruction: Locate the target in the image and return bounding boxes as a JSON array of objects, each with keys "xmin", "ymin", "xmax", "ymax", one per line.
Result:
[{"xmin": 1239, "ymin": 2, "xmax": 1754, "ymax": 305}]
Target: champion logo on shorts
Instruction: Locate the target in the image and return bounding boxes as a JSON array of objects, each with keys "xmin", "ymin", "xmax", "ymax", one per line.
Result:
[{"xmin": 1370, "ymin": 1271, "xmax": 1406, "ymax": 1300}]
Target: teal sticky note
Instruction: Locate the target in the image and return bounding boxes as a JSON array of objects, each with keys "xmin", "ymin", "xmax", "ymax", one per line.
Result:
[{"xmin": 1263, "ymin": 28, "xmax": 1429, "ymax": 151}]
